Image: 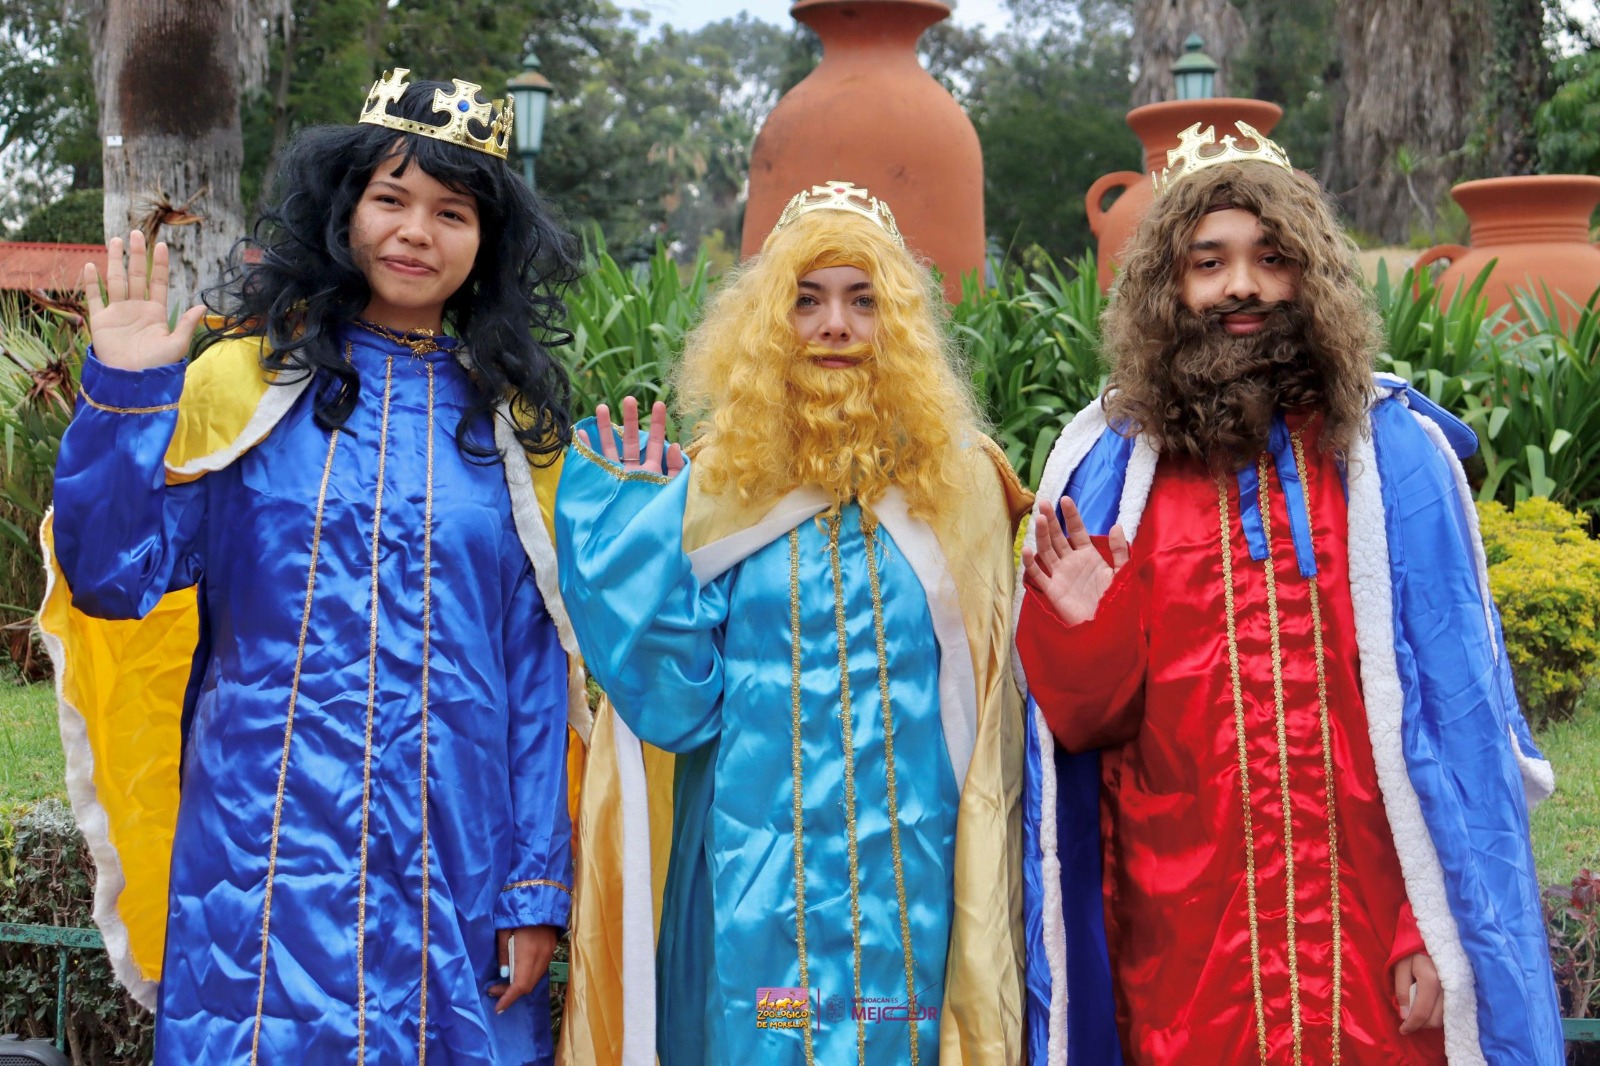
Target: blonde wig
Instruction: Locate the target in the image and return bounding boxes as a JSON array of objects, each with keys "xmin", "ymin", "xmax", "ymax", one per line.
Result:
[
  {"xmin": 674, "ymin": 210, "xmax": 983, "ymax": 521},
  {"xmin": 1102, "ymin": 162, "xmax": 1382, "ymax": 469}
]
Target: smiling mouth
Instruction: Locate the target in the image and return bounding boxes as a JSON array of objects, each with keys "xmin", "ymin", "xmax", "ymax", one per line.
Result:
[
  {"xmin": 811, "ymin": 354, "xmax": 866, "ymax": 369},
  {"xmin": 1220, "ymin": 314, "xmax": 1268, "ymax": 335},
  {"xmin": 380, "ymin": 256, "xmax": 435, "ymax": 275}
]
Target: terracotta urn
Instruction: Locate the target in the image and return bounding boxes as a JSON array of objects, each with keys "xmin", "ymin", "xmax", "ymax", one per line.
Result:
[
  {"xmin": 1415, "ymin": 175, "xmax": 1600, "ymax": 329},
  {"xmin": 742, "ymin": 0, "xmax": 984, "ymax": 302},
  {"xmin": 1085, "ymin": 97, "xmax": 1284, "ymax": 291}
]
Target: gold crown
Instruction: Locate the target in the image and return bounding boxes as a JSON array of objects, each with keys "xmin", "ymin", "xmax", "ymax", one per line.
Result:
[
  {"xmin": 1152, "ymin": 121, "xmax": 1293, "ymax": 196},
  {"xmin": 358, "ymin": 68, "xmax": 512, "ymax": 160},
  {"xmin": 772, "ymin": 181, "xmax": 905, "ymax": 248}
]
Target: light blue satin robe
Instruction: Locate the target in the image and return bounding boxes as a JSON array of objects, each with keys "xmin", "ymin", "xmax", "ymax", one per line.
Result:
[
  {"xmin": 52, "ymin": 327, "xmax": 572, "ymax": 1064},
  {"xmin": 556, "ymin": 432, "xmax": 958, "ymax": 1065}
]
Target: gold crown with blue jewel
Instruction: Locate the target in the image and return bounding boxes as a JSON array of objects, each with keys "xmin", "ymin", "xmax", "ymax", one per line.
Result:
[
  {"xmin": 773, "ymin": 181, "xmax": 905, "ymax": 248},
  {"xmin": 1152, "ymin": 120, "xmax": 1293, "ymax": 196},
  {"xmin": 358, "ymin": 68, "xmax": 513, "ymax": 160}
]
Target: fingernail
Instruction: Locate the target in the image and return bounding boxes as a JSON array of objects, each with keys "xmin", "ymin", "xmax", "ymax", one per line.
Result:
[
  {"xmin": 499, "ymin": 965, "xmax": 510, "ymax": 979},
  {"xmin": 1399, "ymin": 1005, "xmax": 1410, "ymax": 1020}
]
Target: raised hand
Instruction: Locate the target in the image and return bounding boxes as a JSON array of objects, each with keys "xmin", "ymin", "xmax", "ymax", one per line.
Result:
[
  {"xmin": 82, "ymin": 231, "xmax": 205, "ymax": 371},
  {"xmin": 1021, "ymin": 496, "xmax": 1129, "ymax": 627},
  {"xmin": 576, "ymin": 395, "xmax": 685, "ymax": 479}
]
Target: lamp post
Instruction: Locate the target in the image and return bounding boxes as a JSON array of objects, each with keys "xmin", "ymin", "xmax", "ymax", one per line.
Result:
[
  {"xmin": 506, "ymin": 51, "xmax": 553, "ymax": 188},
  {"xmin": 1170, "ymin": 33, "xmax": 1218, "ymax": 100}
]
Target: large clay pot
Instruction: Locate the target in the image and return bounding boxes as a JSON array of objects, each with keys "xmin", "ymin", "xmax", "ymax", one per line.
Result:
[
  {"xmin": 1415, "ymin": 175, "xmax": 1600, "ymax": 329},
  {"xmin": 742, "ymin": 0, "xmax": 984, "ymax": 302},
  {"xmin": 1086, "ymin": 97, "xmax": 1284, "ymax": 291}
]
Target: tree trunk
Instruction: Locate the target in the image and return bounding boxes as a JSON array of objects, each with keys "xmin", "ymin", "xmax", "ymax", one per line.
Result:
[
  {"xmin": 94, "ymin": 0, "xmax": 283, "ymax": 307},
  {"xmin": 1129, "ymin": 0, "xmax": 1249, "ymax": 107},
  {"xmin": 1322, "ymin": 0, "xmax": 1492, "ymax": 243},
  {"xmin": 1484, "ymin": 0, "xmax": 1549, "ymax": 176}
]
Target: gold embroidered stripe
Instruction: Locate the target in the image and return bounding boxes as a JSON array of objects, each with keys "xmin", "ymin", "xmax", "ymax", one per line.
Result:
[
  {"xmin": 573, "ymin": 436, "xmax": 672, "ymax": 484},
  {"xmin": 249, "ymin": 425, "xmax": 341, "ymax": 1066},
  {"xmin": 862, "ymin": 515, "xmax": 920, "ymax": 1066},
  {"xmin": 1290, "ymin": 429, "xmax": 1343, "ymax": 1063},
  {"xmin": 355, "ymin": 353, "xmax": 396, "ymax": 1064},
  {"xmin": 418, "ymin": 363, "xmax": 436, "ymax": 1063},
  {"xmin": 78, "ymin": 386, "xmax": 180, "ymax": 415},
  {"xmin": 1217, "ymin": 475, "xmax": 1270, "ymax": 1062},
  {"xmin": 501, "ymin": 878, "xmax": 573, "ymax": 894},
  {"xmin": 1255, "ymin": 455, "xmax": 1305, "ymax": 1063},
  {"xmin": 826, "ymin": 513, "xmax": 867, "ymax": 1065},
  {"xmin": 788, "ymin": 528, "xmax": 816, "ymax": 1066}
]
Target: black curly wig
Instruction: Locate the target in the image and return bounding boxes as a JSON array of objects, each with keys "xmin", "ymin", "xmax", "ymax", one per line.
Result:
[{"xmin": 199, "ymin": 78, "xmax": 580, "ymax": 464}]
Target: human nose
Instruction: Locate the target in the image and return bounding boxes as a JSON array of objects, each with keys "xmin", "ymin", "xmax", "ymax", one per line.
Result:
[
  {"xmin": 397, "ymin": 209, "xmax": 433, "ymax": 246},
  {"xmin": 818, "ymin": 298, "xmax": 850, "ymax": 342},
  {"xmin": 1221, "ymin": 261, "xmax": 1260, "ymax": 301}
]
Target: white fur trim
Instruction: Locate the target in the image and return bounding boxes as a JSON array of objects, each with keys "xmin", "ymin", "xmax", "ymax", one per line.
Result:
[
  {"xmin": 1408, "ymin": 409, "xmax": 1498, "ymax": 662},
  {"xmin": 37, "ymin": 511, "xmax": 159, "ymax": 1009},
  {"xmin": 873, "ymin": 487, "xmax": 978, "ymax": 789},
  {"xmin": 1034, "ymin": 704, "xmax": 1069, "ymax": 1066},
  {"xmin": 687, "ymin": 486, "xmax": 831, "ymax": 583},
  {"xmin": 1012, "ymin": 400, "xmax": 1112, "ymax": 692},
  {"xmin": 494, "ymin": 410, "xmax": 592, "ymax": 743},
  {"xmin": 611, "ymin": 712, "xmax": 656, "ymax": 1065},
  {"xmin": 1510, "ymin": 725, "xmax": 1557, "ymax": 811},
  {"xmin": 1114, "ymin": 437, "xmax": 1159, "ymax": 544},
  {"xmin": 163, "ymin": 375, "xmax": 309, "ymax": 480},
  {"xmin": 1344, "ymin": 430, "xmax": 1485, "ymax": 1064}
]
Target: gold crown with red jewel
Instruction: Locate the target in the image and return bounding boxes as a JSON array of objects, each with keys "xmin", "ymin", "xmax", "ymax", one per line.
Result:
[
  {"xmin": 358, "ymin": 68, "xmax": 513, "ymax": 160},
  {"xmin": 773, "ymin": 181, "xmax": 905, "ymax": 248},
  {"xmin": 1152, "ymin": 120, "xmax": 1293, "ymax": 196}
]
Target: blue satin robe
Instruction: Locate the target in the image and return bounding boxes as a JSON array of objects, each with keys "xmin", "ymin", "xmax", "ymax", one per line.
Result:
[
  {"xmin": 556, "ymin": 435, "xmax": 958, "ymax": 1065},
  {"xmin": 53, "ymin": 326, "xmax": 572, "ymax": 1064}
]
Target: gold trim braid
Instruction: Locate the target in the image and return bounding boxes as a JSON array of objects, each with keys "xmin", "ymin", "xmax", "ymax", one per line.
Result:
[
  {"xmin": 1291, "ymin": 429, "xmax": 1343, "ymax": 1063},
  {"xmin": 501, "ymin": 878, "xmax": 573, "ymax": 894},
  {"xmin": 826, "ymin": 513, "xmax": 867, "ymax": 1065},
  {"xmin": 78, "ymin": 385, "xmax": 180, "ymax": 416},
  {"xmin": 1219, "ymin": 438, "xmax": 1344, "ymax": 1066},
  {"xmin": 1255, "ymin": 455, "xmax": 1305, "ymax": 1062},
  {"xmin": 863, "ymin": 515, "xmax": 920, "ymax": 1066},
  {"xmin": 355, "ymin": 353, "xmax": 396, "ymax": 1064},
  {"xmin": 1217, "ymin": 475, "xmax": 1270, "ymax": 1061},
  {"xmin": 417, "ymin": 362, "xmax": 436, "ymax": 1062},
  {"xmin": 249, "ymin": 425, "xmax": 342, "ymax": 1065},
  {"xmin": 787, "ymin": 528, "xmax": 816, "ymax": 1065}
]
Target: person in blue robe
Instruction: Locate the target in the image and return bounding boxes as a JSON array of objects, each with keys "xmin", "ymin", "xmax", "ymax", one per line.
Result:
[
  {"xmin": 42, "ymin": 70, "xmax": 587, "ymax": 1064},
  {"xmin": 554, "ymin": 183, "xmax": 1033, "ymax": 1065}
]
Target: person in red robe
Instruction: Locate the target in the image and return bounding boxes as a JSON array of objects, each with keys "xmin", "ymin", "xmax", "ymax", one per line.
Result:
[{"xmin": 1014, "ymin": 123, "xmax": 1561, "ymax": 1065}]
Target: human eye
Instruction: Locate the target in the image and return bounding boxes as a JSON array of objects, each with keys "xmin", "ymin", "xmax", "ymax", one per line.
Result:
[
  {"xmin": 854, "ymin": 294, "xmax": 876, "ymax": 310},
  {"xmin": 795, "ymin": 294, "xmax": 817, "ymax": 308}
]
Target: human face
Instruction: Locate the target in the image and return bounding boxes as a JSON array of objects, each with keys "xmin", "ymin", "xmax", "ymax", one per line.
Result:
[
  {"xmin": 349, "ymin": 156, "xmax": 481, "ymax": 333},
  {"xmin": 791, "ymin": 265, "xmax": 877, "ymax": 368},
  {"xmin": 1180, "ymin": 208, "xmax": 1300, "ymax": 336}
]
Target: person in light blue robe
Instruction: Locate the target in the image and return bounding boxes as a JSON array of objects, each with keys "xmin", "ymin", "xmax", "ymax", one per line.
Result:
[{"xmin": 555, "ymin": 185, "xmax": 1033, "ymax": 1066}]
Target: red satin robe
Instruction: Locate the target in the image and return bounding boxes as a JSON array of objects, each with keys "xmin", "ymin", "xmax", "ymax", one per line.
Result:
[{"xmin": 1018, "ymin": 417, "xmax": 1448, "ymax": 1065}]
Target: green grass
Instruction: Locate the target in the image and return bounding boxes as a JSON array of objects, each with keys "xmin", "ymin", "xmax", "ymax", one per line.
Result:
[
  {"xmin": 0, "ymin": 676, "xmax": 1596, "ymax": 888},
  {"xmin": 0, "ymin": 680, "xmax": 64, "ymax": 808},
  {"xmin": 1531, "ymin": 687, "xmax": 1600, "ymax": 888}
]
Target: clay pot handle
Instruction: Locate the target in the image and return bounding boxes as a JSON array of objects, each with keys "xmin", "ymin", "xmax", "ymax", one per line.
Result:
[
  {"xmin": 1411, "ymin": 243, "xmax": 1469, "ymax": 296},
  {"xmin": 1086, "ymin": 171, "xmax": 1145, "ymax": 237}
]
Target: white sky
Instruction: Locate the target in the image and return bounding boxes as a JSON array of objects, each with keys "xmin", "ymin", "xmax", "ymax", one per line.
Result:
[{"xmin": 640, "ymin": 0, "xmax": 1015, "ymax": 34}]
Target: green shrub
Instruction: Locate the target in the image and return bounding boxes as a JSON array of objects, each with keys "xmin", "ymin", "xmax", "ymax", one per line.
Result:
[
  {"xmin": 1477, "ymin": 497, "xmax": 1600, "ymax": 726},
  {"xmin": 0, "ymin": 800, "xmax": 154, "ymax": 1063},
  {"xmin": 14, "ymin": 190, "xmax": 104, "ymax": 246}
]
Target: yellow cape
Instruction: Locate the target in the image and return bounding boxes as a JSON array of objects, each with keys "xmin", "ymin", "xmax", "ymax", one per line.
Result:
[
  {"xmin": 37, "ymin": 336, "xmax": 589, "ymax": 1006},
  {"xmin": 559, "ymin": 437, "xmax": 1034, "ymax": 1065}
]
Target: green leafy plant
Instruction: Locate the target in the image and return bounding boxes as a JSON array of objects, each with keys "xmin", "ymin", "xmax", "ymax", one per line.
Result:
[
  {"xmin": 0, "ymin": 800, "xmax": 154, "ymax": 1063},
  {"xmin": 0, "ymin": 297, "xmax": 83, "ymax": 678},
  {"xmin": 1545, "ymin": 868, "xmax": 1600, "ymax": 1022},
  {"xmin": 1476, "ymin": 497, "xmax": 1600, "ymax": 726}
]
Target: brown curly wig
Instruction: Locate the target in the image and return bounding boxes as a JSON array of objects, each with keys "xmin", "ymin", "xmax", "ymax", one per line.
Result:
[{"xmin": 1101, "ymin": 162, "xmax": 1381, "ymax": 471}]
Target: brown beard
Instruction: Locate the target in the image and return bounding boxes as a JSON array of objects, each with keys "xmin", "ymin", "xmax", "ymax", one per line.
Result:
[{"xmin": 1150, "ymin": 298, "xmax": 1326, "ymax": 471}]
